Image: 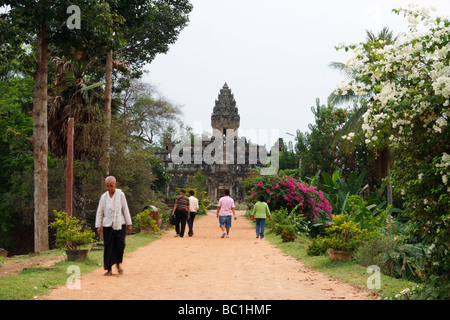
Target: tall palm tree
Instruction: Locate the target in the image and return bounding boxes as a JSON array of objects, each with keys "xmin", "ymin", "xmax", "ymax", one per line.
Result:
[
  {"xmin": 47, "ymin": 52, "xmax": 129, "ymax": 219},
  {"xmin": 48, "ymin": 54, "xmax": 104, "ymax": 161},
  {"xmin": 328, "ymin": 27, "xmax": 398, "ymax": 204},
  {"xmin": 48, "ymin": 52, "xmax": 129, "ymax": 161}
]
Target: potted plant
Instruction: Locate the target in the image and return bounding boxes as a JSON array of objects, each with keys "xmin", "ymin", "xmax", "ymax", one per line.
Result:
[
  {"xmin": 133, "ymin": 209, "xmax": 160, "ymax": 234},
  {"xmin": 321, "ymin": 215, "xmax": 368, "ymax": 261},
  {"xmin": 49, "ymin": 210, "xmax": 95, "ymax": 261}
]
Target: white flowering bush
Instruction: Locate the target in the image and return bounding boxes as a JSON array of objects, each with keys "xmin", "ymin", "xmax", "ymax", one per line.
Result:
[{"xmin": 334, "ymin": 5, "xmax": 449, "ymax": 298}]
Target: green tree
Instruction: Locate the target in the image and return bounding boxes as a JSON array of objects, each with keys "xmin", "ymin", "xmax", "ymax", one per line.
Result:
[
  {"xmin": 187, "ymin": 171, "xmax": 208, "ymax": 201},
  {"xmin": 116, "ymin": 79, "xmax": 181, "ymax": 145},
  {"xmin": 0, "ymin": 76, "xmax": 34, "ymax": 247},
  {"xmin": 111, "ymin": 0, "xmax": 193, "ymax": 74},
  {"xmin": 149, "ymin": 157, "xmax": 171, "ymax": 192},
  {"xmin": 1, "ymin": 0, "xmax": 193, "ymax": 252},
  {"xmin": 0, "ymin": 0, "xmax": 122, "ymax": 252},
  {"xmin": 101, "ymin": 0, "xmax": 192, "ymax": 172},
  {"xmin": 297, "ymin": 98, "xmax": 350, "ymax": 178},
  {"xmin": 279, "ymin": 140, "xmax": 298, "ymax": 170}
]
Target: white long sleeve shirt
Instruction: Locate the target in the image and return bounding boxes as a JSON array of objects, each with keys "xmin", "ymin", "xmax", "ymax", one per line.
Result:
[
  {"xmin": 188, "ymin": 196, "xmax": 199, "ymax": 212},
  {"xmin": 95, "ymin": 190, "xmax": 132, "ymax": 229}
]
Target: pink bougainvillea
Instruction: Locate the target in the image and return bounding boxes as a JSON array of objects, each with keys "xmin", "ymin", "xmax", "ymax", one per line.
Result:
[{"xmin": 242, "ymin": 171, "xmax": 333, "ymax": 226}]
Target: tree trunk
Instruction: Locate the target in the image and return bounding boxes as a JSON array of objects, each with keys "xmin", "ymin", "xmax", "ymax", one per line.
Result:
[
  {"xmin": 65, "ymin": 117, "xmax": 74, "ymax": 216},
  {"xmin": 102, "ymin": 49, "xmax": 113, "ymax": 175},
  {"xmin": 385, "ymin": 149, "xmax": 393, "ymax": 206},
  {"xmin": 376, "ymin": 147, "xmax": 393, "ymax": 205},
  {"xmin": 33, "ymin": 23, "xmax": 49, "ymax": 253}
]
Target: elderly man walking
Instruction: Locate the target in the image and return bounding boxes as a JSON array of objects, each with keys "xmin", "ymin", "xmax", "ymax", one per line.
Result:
[{"xmin": 95, "ymin": 176, "xmax": 132, "ymax": 276}]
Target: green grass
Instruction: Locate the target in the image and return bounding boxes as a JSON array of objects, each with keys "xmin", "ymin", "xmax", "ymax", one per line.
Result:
[
  {"xmin": 0, "ymin": 232, "xmax": 161, "ymax": 300},
  {"xmin": 264, "ymin": 231, "xmax": 419, "ymax": 299}
]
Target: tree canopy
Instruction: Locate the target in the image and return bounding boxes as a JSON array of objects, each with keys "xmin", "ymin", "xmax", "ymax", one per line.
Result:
[{"xmin": 0, "ymin": 0, "xmax": 192, "ymax": 252}]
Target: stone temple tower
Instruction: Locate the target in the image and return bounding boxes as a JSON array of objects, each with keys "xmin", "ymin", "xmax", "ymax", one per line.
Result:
[
  {"xmin": 211, "ymin": 83, "xmax": 240, "ymax": 136},
  {"xmin": 158, "ymin": 81, "xmax": 279, "ymax": 201}
]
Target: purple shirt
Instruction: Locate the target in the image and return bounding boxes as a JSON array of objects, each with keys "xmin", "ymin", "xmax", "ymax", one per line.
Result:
[{"xmin": 217, "ymin": 196, "xmax": 235, "ymax": 216}]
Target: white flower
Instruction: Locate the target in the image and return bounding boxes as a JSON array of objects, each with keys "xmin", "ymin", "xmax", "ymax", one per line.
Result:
[
  {"xmin": 443, "ymin": 175, "xmax": 448, "ymax": 185},
  {"xmin": 443, "ymin": 153, "xmax": 450, "ymax": 165},
  {"xmin": 436, "ymin": 116, "xmax": 447, "ymax": 128},
  {"xmin": 400, "ymin": 288, "xmax": 411, "ymax": 296},
  {"xmin": 418, "ymin": 173, "xmax": 424, "ymax": 181},
  {"xmin": 433, "ymin": 124, "xmax": 442, "ymax": 133}
]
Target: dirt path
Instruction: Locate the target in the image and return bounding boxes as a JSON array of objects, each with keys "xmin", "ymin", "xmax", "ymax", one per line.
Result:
[{"xmin": 42, "ymin": 210, "xmax": 374, "ymax": 300}]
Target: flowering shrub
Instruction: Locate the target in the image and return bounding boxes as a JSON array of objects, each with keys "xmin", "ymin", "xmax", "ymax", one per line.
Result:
[
  {"xmin": 334, "ymin": 5, "xmax": 449, "ymax": 294},
  {"xmin": 281, "ymin": 226, "xmax": 296, "ymax": 242},
  {"xmin": 320, "ymin": 215, "xmax": 371, "ymax": 252},
  {"xmin": 242, "ymin": 170, "xmax": 333, "ymax": 227}
]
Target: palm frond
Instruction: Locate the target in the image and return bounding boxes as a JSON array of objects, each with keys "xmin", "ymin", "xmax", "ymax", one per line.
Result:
[
  {"xmin": 328, "ymin": 61, "xmax": 357, "ymax": 79},
  {"xmin": 80, "ymin": 81, "xmax": 105, "ymax": 92},
  {"xmin": 328, "ymin": 90, "xmax": 357, "ymax": 107},
  {"xmin": 366, "ymin": 26, "xmax": 399, "ymax": 44},
  {"xmin": 331, "ymin": 104, "xmax": 368, "ymax": 149}
]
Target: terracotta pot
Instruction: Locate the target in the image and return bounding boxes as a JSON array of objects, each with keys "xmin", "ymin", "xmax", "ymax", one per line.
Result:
[
  {"xmin": 330, "ymin": 249, "xmax": 352, "ymax": 261},
  {"xmin": 66, "ymin": 249, "xmax": 89, "ymax": 261}
]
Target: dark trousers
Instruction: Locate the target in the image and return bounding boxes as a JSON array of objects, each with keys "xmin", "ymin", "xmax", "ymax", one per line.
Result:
[
  {"xmin": 103, "ymin": 225, "xmax": 126, "ymax": 271},
  {"xmin": 175, "ymin": 208, "xmax": 188, "ymax": 237},
  {"xmin": 188, "ymin": 212, "xmax": 196, "ymax": 236}
]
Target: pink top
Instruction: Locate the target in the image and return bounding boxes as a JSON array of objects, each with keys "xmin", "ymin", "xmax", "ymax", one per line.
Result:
[{"xmin": 217, "ymin": 196, "xmax": 235, "ymax": 216}]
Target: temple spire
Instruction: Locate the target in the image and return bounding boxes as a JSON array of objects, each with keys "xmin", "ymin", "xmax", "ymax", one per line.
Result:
[{"xmin": 211, "ymin": 83, "xmax": 240, "ymax": 135}]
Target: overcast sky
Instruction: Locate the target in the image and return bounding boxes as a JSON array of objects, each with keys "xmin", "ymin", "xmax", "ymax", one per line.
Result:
[{"xmin": 143, "ymin": 0, "xmax": 450, "ymax": 146}]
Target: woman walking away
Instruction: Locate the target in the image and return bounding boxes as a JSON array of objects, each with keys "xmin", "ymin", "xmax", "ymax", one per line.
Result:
[
  {"xmin": 251, "ymin": 195, "xmax": 271, "ymax": 239},
  {"xmin": 95, "ymin": 176, "xmax": 132, "ymax": 276},
  {"xmin": 171, "ymin": 189, "xmax": 190, "ymax": 238}
]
